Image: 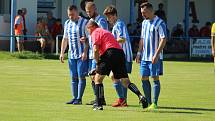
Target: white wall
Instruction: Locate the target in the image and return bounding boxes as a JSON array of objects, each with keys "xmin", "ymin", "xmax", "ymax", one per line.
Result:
[
  {"xmin": 16, "ymin": 0, "xmax": 37, "ymax": 35},
  {"xmin": 0, "ymin": 16, "xmax": 10, "ymax": 40}
]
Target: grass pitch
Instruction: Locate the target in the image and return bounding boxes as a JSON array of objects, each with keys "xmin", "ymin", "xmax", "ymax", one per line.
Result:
[{"xmin": 0, "ymin": 56, "xmax": 215, "ymax": 121}]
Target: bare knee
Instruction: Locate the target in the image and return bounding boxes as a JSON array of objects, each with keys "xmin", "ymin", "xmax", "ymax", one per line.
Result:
[
  {"xmin": 152, "ymin": 76, "xmax": 159, "ymax": 81},
  {"xmin": 142, "ymin": 76, "xmax": 149, "ymax": 80}
]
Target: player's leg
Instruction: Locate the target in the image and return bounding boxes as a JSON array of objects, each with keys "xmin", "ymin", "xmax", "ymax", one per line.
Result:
[
  {"xmin": 66, "ymin": 59, "xmax": 79, "ymax": 104},
  {"xmin": 93, "ymin": 54, "xmax": 111, "ymax": 110},
  {"xmin": 39, "ymin": 38, "xmax": 46, "ymax": 53},
  {"xmin": 140, "ymin": 60, "xmax": 152, "ymax": 105},
  {"xmin": 16, "ymin": 37, "xmax": 21, "ymax": 53},
  {"xmin": 147, "ymin": 59, "xmax": 163, "ymax": 110},
  {"xmin": 74, "ymin": 58, "xmax": 88, "ymax": 104},
  {"xmin": 111, "ymin": 49, "xmax": 147, "ymax": 108},
  {"xmin": 110, "ymin": 72, "xmax": 127, "ymax": 107}
]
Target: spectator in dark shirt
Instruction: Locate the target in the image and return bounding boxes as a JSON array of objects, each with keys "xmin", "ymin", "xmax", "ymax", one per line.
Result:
[
  {"xmin": 200, "ymin": 22, "xmax": 211, "ymax": 37},
  {"xmin": 171, "ymin": 23, "xmax": 184, "ymax": 38},
  {"xmin": 155, "ymin": 3, "xmax": 167, "ymax": 23},
  {"xmin": 189, "ymin": 24, "xmax": 200, "ymax": 37}
]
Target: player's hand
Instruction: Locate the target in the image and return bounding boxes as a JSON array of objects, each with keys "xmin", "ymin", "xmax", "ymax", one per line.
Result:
[
  {"xmin": 152, "ymin": 54, "xmax": 159, "ymax": 64},
  {"xmin": 81, "ymin": 52, "xmax": 87, "ymax": 61},
  {"xmin": 60, "ymin": 54, "xmax": 65, "ymax": 63},
  {"xmin": 135, "ymin": 54, "xmax": 141, "ymax": 63},
  {"xmin": 80, "ymin": 36, "xmax": 86, "ymax": 43}
]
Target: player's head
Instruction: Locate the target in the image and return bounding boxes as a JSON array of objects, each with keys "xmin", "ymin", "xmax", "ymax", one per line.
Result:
[
  {"xmin": 103, "ymin": 5, "xmax": 117, "ymax": 24},
  {"xmin": 67, "ymin": 5, "xmax": 79, "ymax": 21},
  {"xmin": 140, "ymin": 2, "xmax": 154, "ymax": 20},
  {"xmin": 85, "ymin": 2, "xmax": 97, "ymax": 19},
  {"xmin": 21, "ymin": 8, "xmax": 27, "ymax": 15},
  {"xmin": 17, "ymin": 9, "xmax": 22, "ymax": 15},
  {"xmin": 86, "ymin": 20, "xmax": 99, "ymax": 34}
]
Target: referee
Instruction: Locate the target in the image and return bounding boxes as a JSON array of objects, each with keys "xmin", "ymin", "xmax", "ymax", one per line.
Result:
[{"xmin": 86, "ymin": 20, "xmax": 147, "ymax": 110}]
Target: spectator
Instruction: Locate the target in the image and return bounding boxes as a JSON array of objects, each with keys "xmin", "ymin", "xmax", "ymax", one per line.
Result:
[
  {"xmin": 46, "ymin": 11, "xmax": 56, "ymax": 53},
  {"xmin": 189, "ymin": 24, "xmax": 200, "ymax": 37},
  {"xmin": 46, "ymin": 11, "xmax": 56, "ymax": 33},
  {"xmin": 21, "ymin": 8, "xmax": 27, "ymax": 40},
  {"xmin": 155, "ymin": 3, "xmax": 167, "ymax": 23},
  {"xmin": 14, "ymin": 9, "xmax": 24, "ymax": 53},
  {"xmin": 200, "ymin": 22, "xmax": 211, "ymax": 37},
  {"xmin": 171, "ymin": 23, "xmax": 184, "ymax": 38},
  {"xmin": 35, "ymin": 19, "xmax": 50, "ymax": 53},
  {"xmin": 51, "ymin": 18, "xmax": 63, "ymax": 52}
]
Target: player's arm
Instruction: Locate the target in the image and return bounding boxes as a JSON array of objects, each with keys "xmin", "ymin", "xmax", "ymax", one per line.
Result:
[
  {"xmin": 211, "ymin": 35, "xmax": 215, "ymax": 57},
  {"xmin": 60, "ymin": 37, "xmax": 68, "ymax": 63},
  {"xmin": 81, "ymin": 36, "xmax": 89, "ymax": 61},
  {"xmin": 135, "ymin": 38, "xmax": 143, "ymax": 63},
  {"xmin": 152, "ymin": 38, "xmax": 166, "ymax": 64},
  {"xmin": 93, "ymin": 45, "xmax": 99, "ymax": 64},
  {"xmin": 211, "ymin": 23, "xmax": 215, "ymax": 57},
  {"xmin": 152, "ymin": 22, "xmax": 167, "ymax": 64}
]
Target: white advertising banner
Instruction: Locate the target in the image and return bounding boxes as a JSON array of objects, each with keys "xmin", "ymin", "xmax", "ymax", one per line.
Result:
[{"xmin": 190, "ymin": 39, "xmax": 212, "ymax": 57}]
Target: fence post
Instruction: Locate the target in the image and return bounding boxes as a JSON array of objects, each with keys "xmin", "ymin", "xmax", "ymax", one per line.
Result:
[
  {"xmin": 56, "ymin": 35, "xmax": 59, "ymax": 55},
  {"xmin": 10, "ymin": 0, "xmax": 16, "ymax": 52}
]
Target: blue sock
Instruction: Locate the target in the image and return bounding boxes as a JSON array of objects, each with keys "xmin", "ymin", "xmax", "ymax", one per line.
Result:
[
  {"xmin": 142, "ymin": 80, "xmax": 152, "ymax": 104},
  {"xmin": 71, "ymin": 79, "xmax": 78, "ymax": 99},
  {"xmin": 77, "ymin": 78, "xmax": 86, "ymax": 100},
  {"xmin": 113, "ymin": 81, "xmax": 124, "ymax": 99},
  {"xmin": 153, "ymin": 80, "xmax": 160, "ymax": 105},
  {"xmin": 122, "ymin": 83, "xmax": 127, "ymax": 100}
]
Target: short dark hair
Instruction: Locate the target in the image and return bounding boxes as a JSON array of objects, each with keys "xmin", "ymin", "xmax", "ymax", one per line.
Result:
[
  {"xmin": 17, "ymin": 9, "xmax": 22, "ymax": 15},
  {"xmin": 103, "ymin": 5, "xmax": 117, "ymax": 16},
  {"xmin": 68, "ymin": 5, "xmax": 78, "ymax": 11},
  {"xmin": 87, "ymin": 20, "xmax": 99, "ymax": 28},
  {"xmin": 140, "ymin": 2, "xmax": 153, "ymax": 10}
]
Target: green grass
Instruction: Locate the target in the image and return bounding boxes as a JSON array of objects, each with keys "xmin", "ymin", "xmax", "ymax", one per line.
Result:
[{"xmin": 0, "ymin": 58, "xmax": 215, "ymax": 121}]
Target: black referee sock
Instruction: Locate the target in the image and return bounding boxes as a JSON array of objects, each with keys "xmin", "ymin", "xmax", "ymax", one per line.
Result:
[
  {"xmin": 128, "ymin": 83, "xmax": 142, "ymax": 98},
  {"xmin": 95, "ymin": 84, "xmax": 104, "ymax": 106}
]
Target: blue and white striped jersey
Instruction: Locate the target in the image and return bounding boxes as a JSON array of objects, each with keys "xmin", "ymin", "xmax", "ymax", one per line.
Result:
[
  {"xmin": 112, "ymin": 19, "xmax": 133, "ymax": 62},
  {"xmin": 141, "ymin": 16, "xmax": 167, "ymax": 61},
  {"xmin": 63, "ymin": 17, "xmax": 88, "ymax": 59},
  {"xmin": 88, "ymin": 15, "xmax": 108, "ymax": 59}
]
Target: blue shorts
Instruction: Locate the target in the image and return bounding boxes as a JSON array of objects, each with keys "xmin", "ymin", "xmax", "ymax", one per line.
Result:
[
  {"xmin": 88, "ymin": 59, "xmax": 97, "ymax": 72},
  {"xmin": 125, "ymin": 62, "xmax": 132, "ymax": 74},
  {"xmin": 68, "ymin": 58, "xmax": 88, "ymax": 78},
  {"xmin": 140, "ymin": 59, "xmax": 163, "ymax": 77}
]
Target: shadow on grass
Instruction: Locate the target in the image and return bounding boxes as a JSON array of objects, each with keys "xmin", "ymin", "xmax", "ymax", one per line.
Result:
[
  {"xmin": 159, "ymin": 106, "xmax": 215, "ymax": 112},
  {"xmin": 112, "ymin": 108, "xmax": 202, "ymax": 115}
]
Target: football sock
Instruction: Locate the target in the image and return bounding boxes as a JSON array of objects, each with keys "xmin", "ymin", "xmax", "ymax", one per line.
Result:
[
  {"xmin": 77, "ymin": 78, "xmax": 86, "ymax": 100},
  {"xmin": 113, "ymin": 81, "xmax": 124, "ymax": 99},
  {"xmin": 71, "ymin": 78, "xmax": 78, "ymax": 99},
  {"xmin": 153, "ymin": 80, "xmax": 160, "ymax": 105},
  {"xmin": 95, "ymin": 84, "xmax": 104, "ymax": 106},
  {"xmin": 128, "ymin": 83, "xmax": 142, "ymax": 98},
  {"xmin": 142, "ymin": 80, "xmax": 152, "ymax": 104}
]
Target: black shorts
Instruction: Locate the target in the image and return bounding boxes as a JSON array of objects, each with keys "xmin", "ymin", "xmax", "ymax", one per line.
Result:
[{"xmin": 96, "ymin": 48, "xmax": 128, "ymax": 79}]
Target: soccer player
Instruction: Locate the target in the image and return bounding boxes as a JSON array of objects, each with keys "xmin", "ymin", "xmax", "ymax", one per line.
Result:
[
  {"xmin": 103, "ymin": 5, "xmax": 133, "ymax": 107},
  {"xmin": 135, "ymin": 2, "xmax": 167, "ymax": 110},
  {"xmin": 14, "ymin": 9, "xmax": 24, "ymax": 53},
  {"xmin": 60, "ymin": 5, "xmax": 89, "ymax": 105},
  {"xmin": 86, "ymin": 20, "xmax": 147, "ymax": 110},
  {"xmin": 211, "ymin": 22, "xmax": 215, "ymax": 70},
  {"xmin": 85, "ymin": 1, "xmax": 108, "ymax": 105}
]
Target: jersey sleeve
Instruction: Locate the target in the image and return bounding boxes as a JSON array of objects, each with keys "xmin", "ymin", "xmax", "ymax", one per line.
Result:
[
  {"xmin": 15, "ymin": 16, "xmax": 22, "ymax": 25},
  {"xmin": 98, "ymin": 19, "xmax": 108, "ymax": 30},
  {"xmin": 116, "ymin": 23, "xmax": 125, "ymax": 39},
  {"xmin": 141, "ymin": 21, "xmax": 144, "ymax": 39},
  {"xmin": 158, "ymin": 22, "xmax": 167, "ymax": 39},
  {"xmin": 63, "ymin": 20, "xmax": 69, "ymax": 39}
]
